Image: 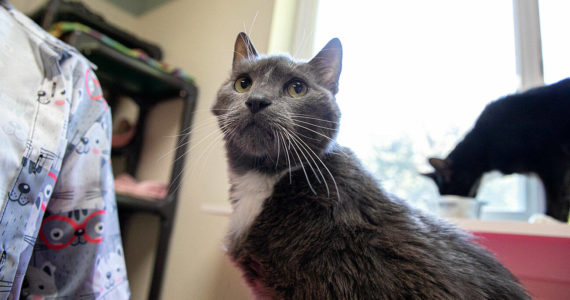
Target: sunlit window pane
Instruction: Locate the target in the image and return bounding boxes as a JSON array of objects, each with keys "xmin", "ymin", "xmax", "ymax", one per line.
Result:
[
  {"xmin": 539, "ymin": 0, "xmax": 570, "ymax": 84},
  {"xmin": 314, "ymin": 0, "xmax": 521, "ymax": 213}
]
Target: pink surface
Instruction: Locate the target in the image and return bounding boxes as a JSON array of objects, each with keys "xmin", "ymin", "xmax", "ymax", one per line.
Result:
[
  {"xmin": 472, "ymin": 232, "xmax": 570, "ymax": 300},
  {"xmin": 114, "ymin": 173, "xmax": 168, "ymax": 200}
]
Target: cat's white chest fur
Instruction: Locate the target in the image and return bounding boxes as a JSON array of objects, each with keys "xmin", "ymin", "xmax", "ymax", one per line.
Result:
[{"xmin": 227, "ymin": 171, "xmax": 280, "ymax": 245}]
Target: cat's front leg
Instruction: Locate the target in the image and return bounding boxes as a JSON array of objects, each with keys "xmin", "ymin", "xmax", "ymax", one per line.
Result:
[{"xmin": 541, "ymin": 164, "xmax": 570, "ymax": 222}]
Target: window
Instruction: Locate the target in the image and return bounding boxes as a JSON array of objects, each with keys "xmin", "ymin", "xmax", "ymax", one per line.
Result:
[
  {"xmin": 539, "ymin": 0, "xmax": 570, "ymax": 84},
  {"xmin": 283, "ymin": 0, "xmax": 556, "ymax": 220}
]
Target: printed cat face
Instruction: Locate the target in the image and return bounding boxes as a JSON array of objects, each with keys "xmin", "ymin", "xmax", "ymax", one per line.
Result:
[
  {"xmin": 75, "ymin": 120, "xmax": 109, "ymax": 156},
  {"xmin": 213, "ymin": 33, "xmax": 343, "ymax": 171},
  {"xmin": 21, "ymin": 262, "xmax": 58, "ymax": 298},
  {"xmin": 95, "ymin": 246, "xmax": 127, "ymax": 293},
  {"xmin": 39, "ymin": 209, "xmax": 105, "ymax": 249}
]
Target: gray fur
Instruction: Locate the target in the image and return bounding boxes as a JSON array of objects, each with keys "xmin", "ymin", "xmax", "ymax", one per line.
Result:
[{"xmin": 213, "ymin": 32, "xmax": 530, "ymax": 299}]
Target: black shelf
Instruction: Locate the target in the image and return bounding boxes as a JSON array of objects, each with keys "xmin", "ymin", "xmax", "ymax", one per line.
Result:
[
  {"xmin": 65, "ymin": 30, "xmax": 193, "ymax": 105},
  {"xmin": 116, "ymin": 193, "xmax": 168, "ymax": 215},
  {"xmin": 32, "ymin": 0, "xmax": 162, "ymax": 59}
]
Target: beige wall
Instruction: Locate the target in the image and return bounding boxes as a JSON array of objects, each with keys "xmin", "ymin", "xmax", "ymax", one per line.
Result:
[{"xmin": 11, "ymin": 0, "xmax": 276, "ymax": 299}]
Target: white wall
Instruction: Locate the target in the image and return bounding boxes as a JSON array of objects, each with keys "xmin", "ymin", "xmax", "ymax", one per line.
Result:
[{"xmin": 10, "ymin": 0, "xmax": 276, "ymax": 299}]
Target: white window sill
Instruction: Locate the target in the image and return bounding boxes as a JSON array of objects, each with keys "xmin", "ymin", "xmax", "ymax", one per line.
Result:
[{"xmin": 449, "ymin": 218, "xmax": 569, "ymax": 238}]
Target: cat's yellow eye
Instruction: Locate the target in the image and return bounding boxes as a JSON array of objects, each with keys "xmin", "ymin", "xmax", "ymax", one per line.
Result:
[
  {"xmin": 234, "ymin": 76, "xmax": 252, "ymax": 93},
  {"xmin": 286, "ymin": 80, "xmax": 308, "ymax": 98}
]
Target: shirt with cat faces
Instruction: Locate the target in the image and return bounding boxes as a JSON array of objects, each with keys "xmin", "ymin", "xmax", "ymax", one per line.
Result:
[{"xmin": 0, "ymin": 4, "xmax": 130, "ymax": 299}]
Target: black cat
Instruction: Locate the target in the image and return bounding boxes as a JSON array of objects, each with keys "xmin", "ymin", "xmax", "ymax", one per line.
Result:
[
  {"xmin": 425, "ymin": 79, "xmax": 570, "ymax": 222},
  {"xmin": 212, "ymin": 32, "xmax": 530, "ymax": 299}
]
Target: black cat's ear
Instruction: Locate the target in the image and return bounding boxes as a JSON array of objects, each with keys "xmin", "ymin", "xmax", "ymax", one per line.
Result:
[
  {"xmin": 428, "ymin": 157, "xmax": 451, "ymax": 182},
  {"xmin": 420, "ymin": 172, "xmax": 436, "ymax": 181},
  {"xmin": 233, "ymin": 32, "xmax": 258, "ymax": 69},
  {"xmin": 309, "ymin": 38, "xmax": 343, "ymax": 94},
  {"xmin": 42, "ymin": 262, "xmax": 55, "ymax": 276}
]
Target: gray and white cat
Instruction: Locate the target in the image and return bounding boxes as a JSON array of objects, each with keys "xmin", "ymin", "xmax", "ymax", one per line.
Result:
[{"xmin": 212, "ymin": 32, "xmax": 530, "ymax": 299}]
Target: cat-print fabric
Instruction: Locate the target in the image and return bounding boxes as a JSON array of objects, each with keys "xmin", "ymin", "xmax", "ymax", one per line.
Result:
[{"xmin": 0, "ymin": 4, "xmax": 130, "ymax": 300}]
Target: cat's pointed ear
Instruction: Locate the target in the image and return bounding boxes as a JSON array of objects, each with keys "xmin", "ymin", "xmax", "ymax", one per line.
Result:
[
  {"xmin": 233, "ymin": 32, "xmax": 258, "ymax": 69},
  {"xmin": 420, "ymin": 172, "xmax": 436, "ymax": 181},
  {"xmin": 428, "ymin": 157, "xmax": 451, "ymax": 182},
  {"xmin": 42, "ymin": 262, "xmax": 55, "ymax": 276},
  {"xmin": 309, "ymin": 38, "xmax": 343, "ymax": 94}
]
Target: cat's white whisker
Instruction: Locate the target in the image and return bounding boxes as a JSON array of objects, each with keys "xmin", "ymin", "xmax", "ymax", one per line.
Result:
[
  {"xmin": 289, "ymin": 137, "xmax": 316, "ymax": 195},
  {"xmin": 283, "ymin": 127, "xmax": 322, "ymax": 185},
  {"xmin": 248, "ymin": 11, "xmax": 259, "ymax": 39},
  {"xmin": 171, "ymin": 117, "xmax": 240, "ymax": 193},
  {"xmin": 157, "ymin": 137, "xmax": 191, "ymax": 162},
  {"xmin": 170, "ymin": 107, "xmax": 235, "ymax": 137},
  {"xmin": 159, "ymin": 114, "xmax": 232, "ymax": 160},
  {"xmin": 274, "ymin": 128, "xmax": 281, "ymax": 170},
  {"xmin": 162, "ymin": 119, "xmax": 232, "ymax": 164},
  {"xmin": 290, "ymin": 123, "xmax": 334, "ymax": 143},
  {"xmin": 289, "ymin": 122, "xmax": 350, "ymax": 159},
  {"xmin": 289, "ymin": 130, "xmax": 339, "ymax": 200},
  {"xmin": 232, "ymin": 50, "xmax": 247, "ymax": 61},
  {"xmin": 167, "ymin": 125, "xmax": 232, "ymax": 194},
  {"xmin": 290, "ymin": 114, "xmax": 339, "ymax": 124},
  {"xmin": 164, "ymin": 117, "xmax": 220, "ymax": 138},
  {"xmin": 277, "ymin": 125, "xmax": 318, "ymax": 194},
  {"xmin": 294, "ymin": 139, "xmax": 328, "ymax": 194},
  {"xmin": 293, "ymin": 27, "xmax": 314, "ymax": 59},
  {"xmin": 192, "ymin": 129, "xmax": 227, "ymax": 181},
  {"xmin": 277, "ymin": 130, "xmax": 293, "ymax": 184},
  {"xmin": 291, "ymin": 119, "xmax": 336, "ymax": 131},
  {"xmin": 287, "ymin": 131, "xmax": 330, "ymax": 197}
]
